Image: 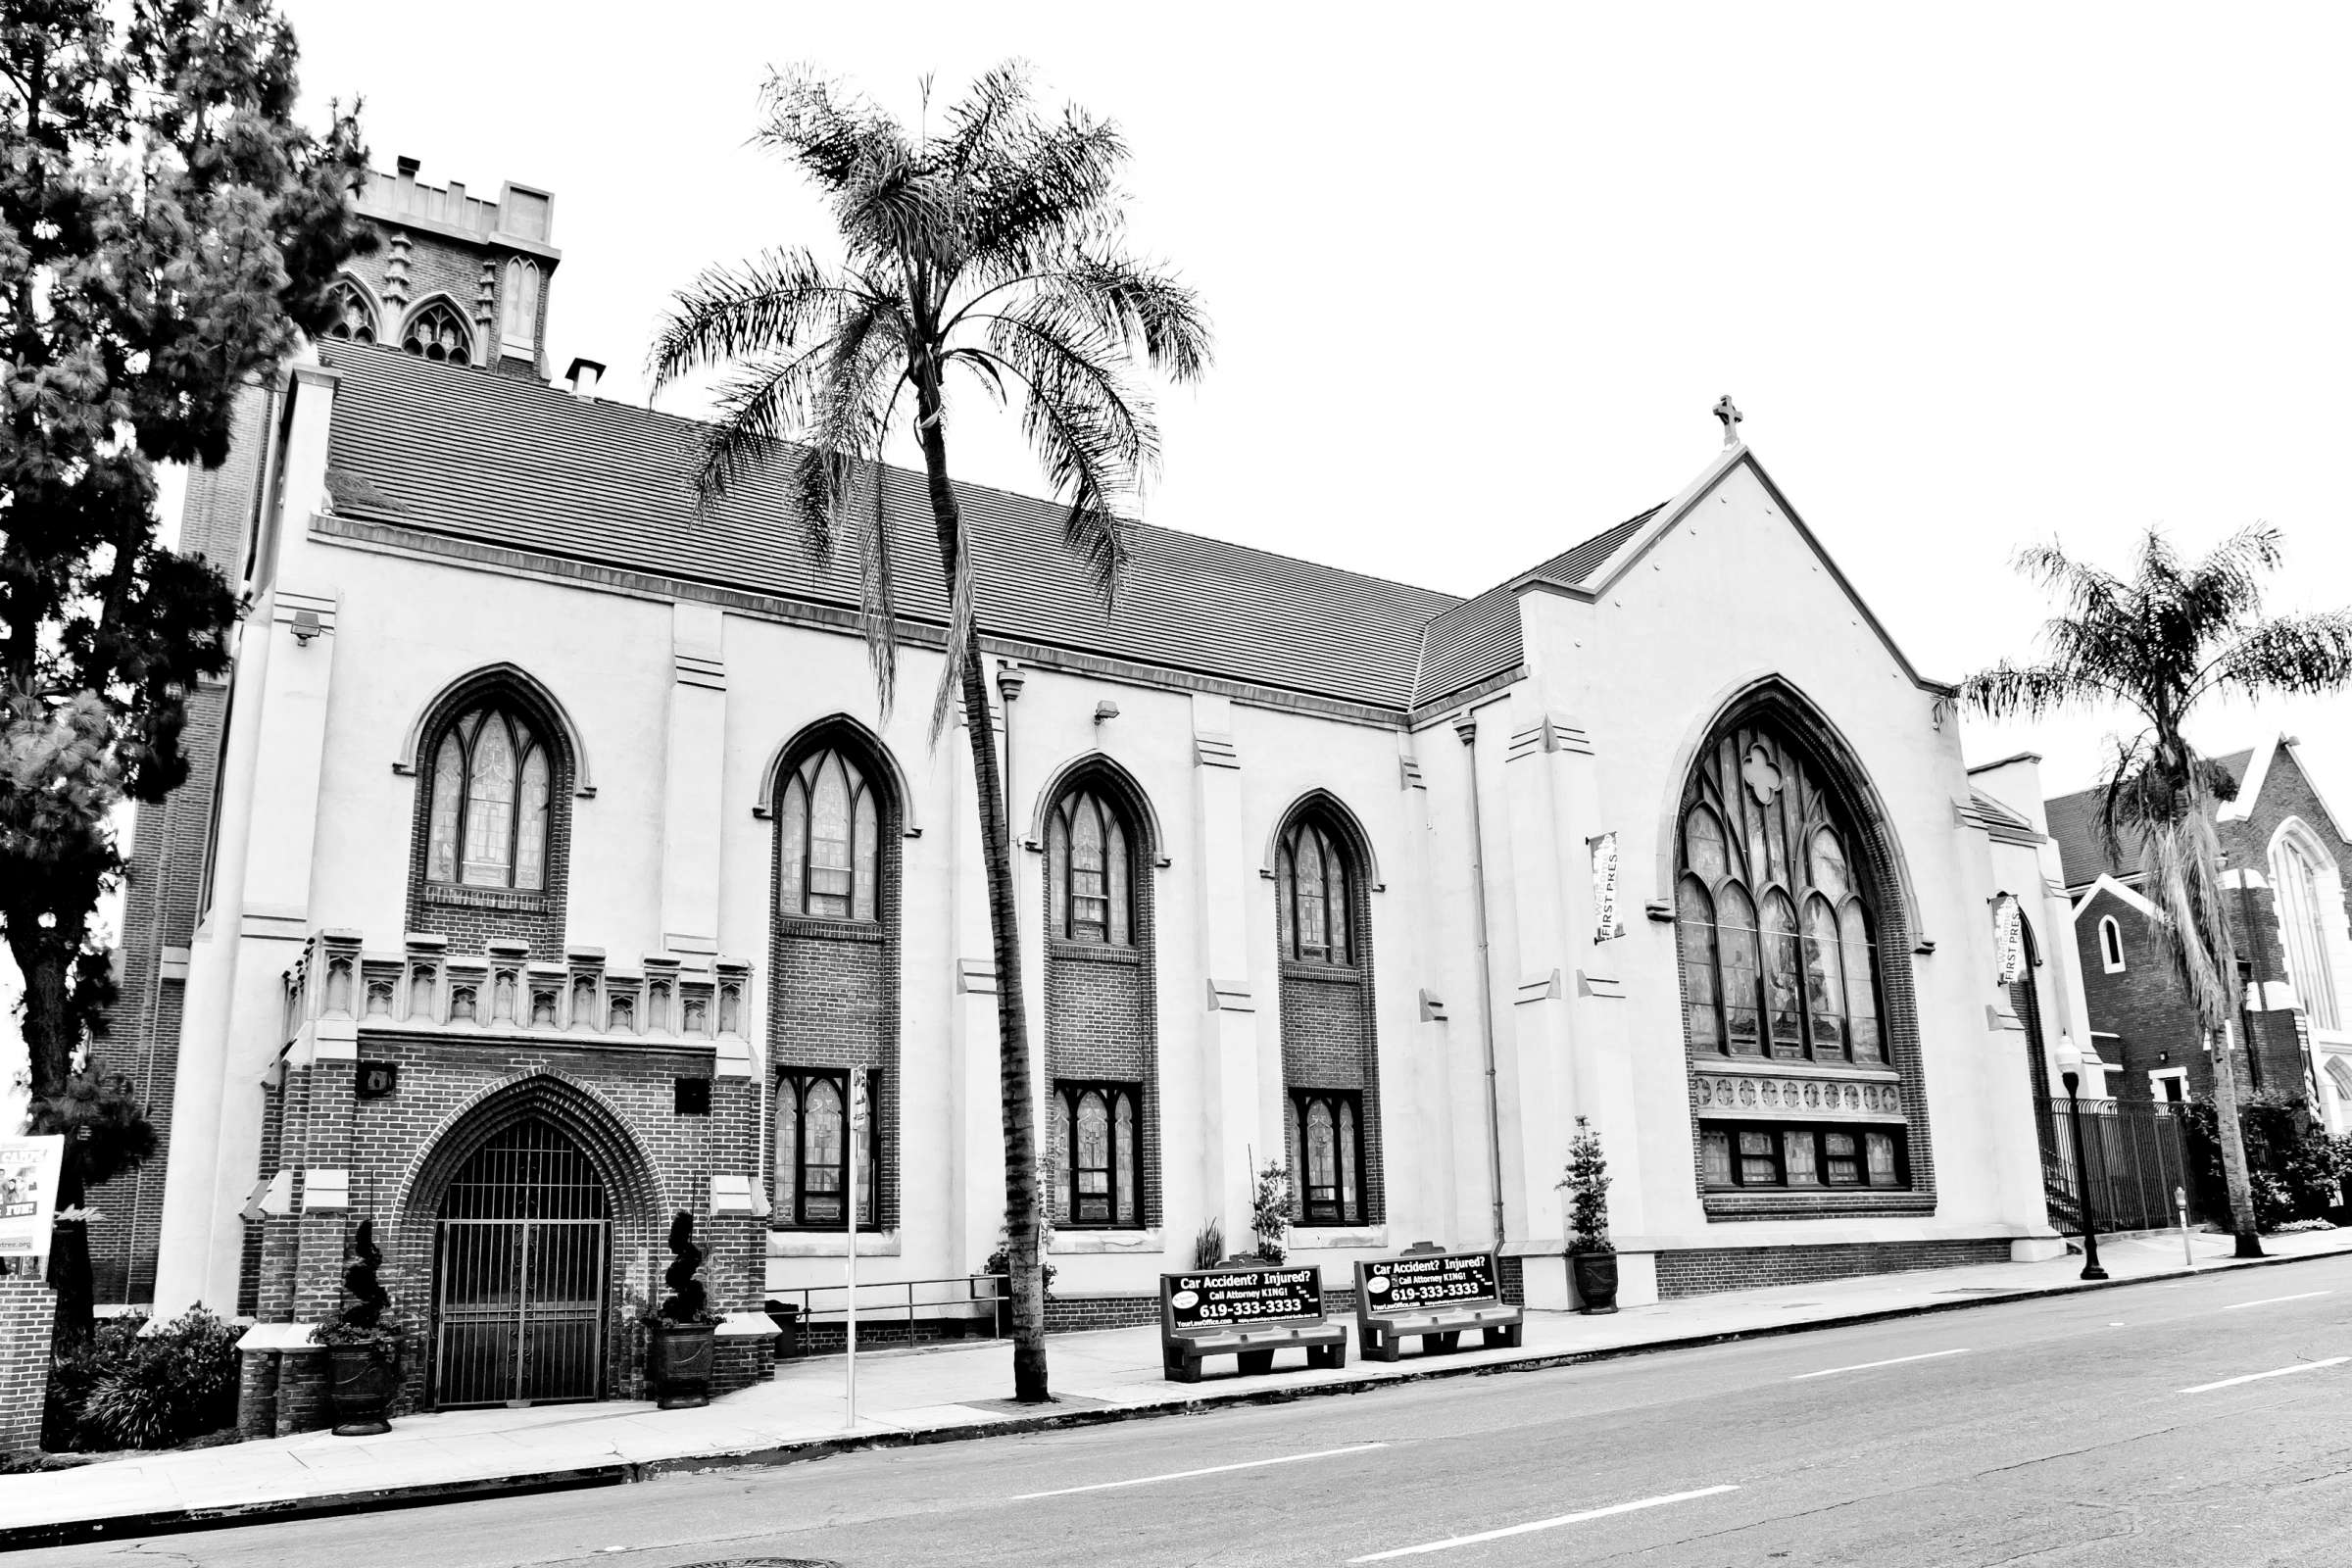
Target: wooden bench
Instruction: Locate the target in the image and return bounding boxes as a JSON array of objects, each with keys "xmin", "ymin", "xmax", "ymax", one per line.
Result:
[
  {"xmin": 1159, "ymin": 1266, "xmax": 1348, "ymax": 1383},
  {"xmin": 1354, "ymin": 1249, "xmax": 1524, "ymax": 1362}
]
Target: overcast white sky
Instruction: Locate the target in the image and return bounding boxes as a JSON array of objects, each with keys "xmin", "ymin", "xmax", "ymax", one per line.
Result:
[{"xmin": 278, "ymin": 0, "xmax": 2352, "ymax": 810}]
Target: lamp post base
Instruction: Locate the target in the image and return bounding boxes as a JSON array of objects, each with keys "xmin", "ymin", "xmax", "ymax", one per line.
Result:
[{"xmin": 2080, "ymin": 1263, "xmax": 2109, "ymax": 1281}]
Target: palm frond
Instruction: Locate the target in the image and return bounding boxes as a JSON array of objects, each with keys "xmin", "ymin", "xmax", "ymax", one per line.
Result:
[
  {"xmin": 2191, "ymin": 610, "xmax": 2352, "ymax": 705},
  {"xmin": 1008, "ymin": 256, "xmax": 1212, "ymax": 385},
  {"xmin": 1957, "ymin": 660, "xmax": 2107, "ymax": 722},
  {"xmin": 646, "ymin": 249, "xmax": 859, "ymax": 393}
]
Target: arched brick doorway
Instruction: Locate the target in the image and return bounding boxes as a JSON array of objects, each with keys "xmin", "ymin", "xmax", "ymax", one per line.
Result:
[{"xmin": 432, "ymin": 1117, "xmax": 612, "ymax": 1407}]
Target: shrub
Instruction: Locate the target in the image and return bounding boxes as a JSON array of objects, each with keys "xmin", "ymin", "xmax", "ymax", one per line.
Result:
[
  {"xmin": 46, "ymin": 1307, "xmax": 241, "ymax": 1452},
  {"xmin": 648, "ymin": 1211, "xmax": 719, "ymax": 1326},
  {"xmin": 316, "ymin": 1219, "xmax": 400, "ymax": 1352},
  {"xmin": 1250, "ymin": 1161, "xmax": 1293, "ymax": 1264},
  {"xmin": 2180, "ymin": 1090, "xmax": 2351, "ymax": 1230},
  {"xmin": 1557, "ymin": 1117, "xmax": 1613, "ymax": 1255},
  {"xmin": 1191, "ymin": 1219, "xmax": 1225, "ymax": 1271}
]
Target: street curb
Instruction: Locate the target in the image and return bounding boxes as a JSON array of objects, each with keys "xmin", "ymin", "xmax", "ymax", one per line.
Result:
[{"xmin": 4, "ymin": 1243, "xmax": 2341, "ymax": 1552}]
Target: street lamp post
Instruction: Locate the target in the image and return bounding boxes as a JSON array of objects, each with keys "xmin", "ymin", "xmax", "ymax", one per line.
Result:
[{"xmin": 2055, "ymin": 1032, "xmax": 2109, "ymax": 1282}]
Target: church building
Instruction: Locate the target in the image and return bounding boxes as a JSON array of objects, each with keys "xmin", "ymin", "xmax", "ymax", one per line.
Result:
[{"xmin": 96, "ymin": 161, "xmax": 2078, "ymax": 1430}]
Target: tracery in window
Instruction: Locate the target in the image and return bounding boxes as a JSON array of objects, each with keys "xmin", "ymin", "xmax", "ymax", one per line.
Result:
[
  {"xmin": 326, "ymin": 278, "xmax": 376, "ymax": 343},
  {"xmin": 402, "ymin": 300, "xmax": 471, "ymax": 363},
  {"xmin": 1047, "ymin": 790, "xmax": 1132, "ymax": 944},
  {"xmin": 777, "ymin": 749, "xmax": 880, "ymax": 920},
  {"xmin": 1278, "ymin": 816, "xmax": 1354, "ymax": 965},
  {"xmin": 424, "ymin": 707, "xmax": 553, "ymax": 891},
  {"xmin": 1676, "ymin": 725, "xmax": 1882, "ymax": 1064},
  {"xmin": 2270, "ymin": 833, "xmax": 2341, "ymax": 1031}
]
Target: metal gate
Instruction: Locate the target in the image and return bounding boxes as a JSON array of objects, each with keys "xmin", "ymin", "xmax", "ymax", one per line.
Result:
[
  {"xmin": 433, "ymin": 1117, "xmax": 611, "ymax": 1408},
  {"xmin": 2039, "ymin": 1097, "xmax": 2195, "ymax": 1235}
]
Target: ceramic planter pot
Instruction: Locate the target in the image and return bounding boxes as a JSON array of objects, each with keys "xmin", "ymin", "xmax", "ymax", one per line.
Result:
[
  {"xmin": 327, "ymin": 1343, "xmax": 399, "ymax": 1437},
  {"xmin": 646, "ymin": 1321, "xmax": 717, "ymax": 1409},
  {"xmin": 1569, "ymin": 1250, "xmax": 1620, "ymax": 1315}
]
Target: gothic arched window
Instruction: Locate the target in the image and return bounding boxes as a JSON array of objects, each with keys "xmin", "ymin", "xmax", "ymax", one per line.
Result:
[
  {"xmin": 326, "ymin": 278, "xmax": 376, "ymax": 343},
  {"xmin": 777, "ymin": 749, "xmax": 880, "ymax": 921},
  {"xmin": 1676, "ymin": 725, "xmax": 1883, "ymax": 1064},
  {"xmin": 501, "ymin": 258, "xmax": 541, "ymax": 351},
  {"xmin": 424, "ymin": 707, "xmax": 553, "ymax": 890},
  {"xmin": 1047, "ymin": 789, "xmax": 1132, "ymax": 944},
  {"xmin": 2271, "ymin": 832, "xmax": 2342, "ymax": 1031},
  {"xmin": 1278, "ymin": 816, "xmax": 1354, "ymax": 965},
  {"xmin": 402, "ymin": 300, "xmax": 471, "ymax": 363}
]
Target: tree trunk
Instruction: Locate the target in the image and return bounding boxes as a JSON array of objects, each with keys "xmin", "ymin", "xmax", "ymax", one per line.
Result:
[
  {"xmin": 2206, "ymin": 933, "xmax": 2265, "ymax": 1257},
  {"xmin": 912, "ymin": 369, "xmax": 1050, "ymax": 1402},
  {"xmin": 8, "ymin": 929, "xmax": 96, "ymax": 1336}
]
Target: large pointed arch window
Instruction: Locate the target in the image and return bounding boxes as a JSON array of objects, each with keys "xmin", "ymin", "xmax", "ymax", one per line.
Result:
[
  {"xmin": 777, "ymin": 749, "xmax": 880, "ymax": 921},
  {"xmin": 1676, "ymin": 726, "xmax": 1884, "ymax": 1065},
  {"xmin": 1047, "ymin": 789, "xmax": 1133, "ymax": 944},
  {"xmin": 425, "ymin": 708, "xmax": 553, "ymax": 890},
  {"xmin": 1278, "ymin": 816, "xmax": 1355, "ymax": 965},
  {"xmin": 2271, "ymin": 832, "xmax": 2342, "ymax": 1032}
]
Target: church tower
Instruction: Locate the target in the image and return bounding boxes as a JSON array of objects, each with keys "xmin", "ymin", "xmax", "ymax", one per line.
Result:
[{"xmin": 324, "ymin": 156, "xmax": 559, "ymax": 379}]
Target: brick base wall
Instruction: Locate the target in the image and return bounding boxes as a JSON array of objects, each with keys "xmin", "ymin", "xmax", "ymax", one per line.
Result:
[
  {"xmin": 1496, "ymin": 1253, "xmax": 1526, "ymax": 1306},
  {"xmin": 711, "ymin": 1337, "xmax": 771, "ymax": 1396},
  {"xmin": 0, "ymin": 1274, "xmax": 57, "ymax": 1454},
  {"xmin": 1655, "ymin": 1238, "xmax": 2014, "ymax": 1298}
]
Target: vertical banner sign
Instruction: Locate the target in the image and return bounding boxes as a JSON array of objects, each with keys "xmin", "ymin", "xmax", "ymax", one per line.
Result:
[
  {"xmin": 1992, "ymin": 894, "xmax": 2025, "ymax": 983},
  {"xmin": 0, "ymin": 1134, "xmax": 65, "ymax": 1259},
  {"xmin": 1590, "ymin": 831, "xmax": 1621, "ymax": 942}
]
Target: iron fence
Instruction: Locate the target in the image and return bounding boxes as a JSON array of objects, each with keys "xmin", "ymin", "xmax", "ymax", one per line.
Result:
[
  {"xmin": 2040, "ymin": 1097, "xmax": 2194, "ymax": 1236},
  {"xmin": 766, "ymin": 1273, "xmax": 1010, "ymax": 1355}
]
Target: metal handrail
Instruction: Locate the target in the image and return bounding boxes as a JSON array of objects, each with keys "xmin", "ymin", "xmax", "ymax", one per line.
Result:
[{"xmin": 767, "ymin": 1273, "xmax": 1010, "ymax": 1347}]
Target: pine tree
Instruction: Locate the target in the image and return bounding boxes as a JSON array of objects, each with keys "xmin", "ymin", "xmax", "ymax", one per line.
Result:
[{"xmin": 0, "ymin": 0, "xmax": 371, "ymax": 1334}]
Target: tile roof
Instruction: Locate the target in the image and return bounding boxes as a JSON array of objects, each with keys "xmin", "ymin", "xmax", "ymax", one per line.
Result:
[
  {"xmin": 317, "ymin": 344, "xmax": 1659, "ymax": 717},
  {"xmin": 2043, "ymin": 748, "xmax": 2254, "ymax": 887},
  {"xmin": 1962, "ymin": 788, "xmax": 2045, "ymax": 847}
]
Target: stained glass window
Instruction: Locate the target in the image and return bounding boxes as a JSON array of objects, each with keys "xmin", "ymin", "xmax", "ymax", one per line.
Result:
[
  {"xmin": 1279, "ymin": 816, "xmax": 1355, "ymax": 965},
  {"xmin": 421, "ymin": 707, "xmax": 553, "ymax": 892},
  {"xmin": 1675, "ymin": 723, "xmax": 1883, "ymax": 1065},
  {"xmin": 1697, "ymin": 1125, "xmax": 1907, "ymax": 1191},
  {"xmin": 1291, "ymin": 1090, "xmax": 1366, "ymax": 1224},
  {"xmin": 777, "ymin": 749, "xmax": 882, "ymax": 921},
  {"xmin": 2271, "ymin": 833, "xmax": 2342, "ymax": 1032},
  {"xmin": 1047, "ymin": 790, "xmax": 1133, "ymax": 944},
  {"xmin": 774, "ymin": 1069, "xmax": 877, "ymax": 1227},
  {"xmin": 501, "ymin": 258, "xmax": 541, "ymax": 351},
  {"xmin": 1057, "ymin": 1082, "xmax": 1141, "ymax": 1228}
]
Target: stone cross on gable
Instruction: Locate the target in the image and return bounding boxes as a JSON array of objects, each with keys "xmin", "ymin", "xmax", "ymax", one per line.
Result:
[{"xmin": 1714, "ymin": 395, "xmax": 1742, "ymax": 447}]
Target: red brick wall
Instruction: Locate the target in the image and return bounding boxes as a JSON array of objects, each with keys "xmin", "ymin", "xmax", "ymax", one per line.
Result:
[
  {"xmin": 1046, "ymin": 942, "xmax": 1161, "ymax": 1229},
  {"xmin": 1276, "ymin": 819, "xmax": 1385, "ymax": 1224},
  {"xmin": 0, "ymin": 1273, "xmax": 57, "ymax": 1454},
  {"xmin": 1656, "ymin": 1237, "xmax": 2013, "ymax": 1298}
]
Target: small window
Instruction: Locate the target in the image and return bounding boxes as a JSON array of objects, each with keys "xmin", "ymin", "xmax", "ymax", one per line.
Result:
[
  {"xmin": 1057, "ymin": 1082, "xmax": 1141, "ymax": 1228},
  {"xmin": 1289, "ymin": 1090, "xmax": 1365, "ymax": 1225},
  {"xmin": 773, "ymin": 1068, "xmax": 878, "ymax": 1227},
  {"xmin": 501, "ymin": 258, "xmax": 541, "ymax": 351},
  {"xmin": 326, "ymin": 277, "xmax": 376, "ymax": 343},
  {"xmin": 674, "ymin": 1077, "xmax": 711, "ymax": 1116},
  {"xmin": 2099, "ymin": 916, "xmax": 2126, "ymax": 974},
  {"xmin": 1703, "ymin": 1122, "xmax": 1906, "ymax": 1192}
]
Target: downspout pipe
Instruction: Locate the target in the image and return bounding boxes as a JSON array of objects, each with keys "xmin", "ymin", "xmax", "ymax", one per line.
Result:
[{"xmin": 1455, "ymin": 714, "xmax": 1508, "ymax": 1251}]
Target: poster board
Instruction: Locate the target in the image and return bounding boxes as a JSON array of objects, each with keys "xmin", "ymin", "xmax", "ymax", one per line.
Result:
[
  {"xmin": 1161, "ymin": 1267, "xmax": 1322, "ymax": 1329},
  {"xmin": 0, "ymin": 1134, "xmax": 65, "ymax": 1259}
]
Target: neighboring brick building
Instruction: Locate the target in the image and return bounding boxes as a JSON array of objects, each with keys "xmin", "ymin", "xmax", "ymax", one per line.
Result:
[
  {"xmin": 99, "ymin": 154, "xmax": 2086, "ymax": 1431},
  {"xmin": 2046, "ymin": 739, "xmax": 2352, "ymax": 1130}
]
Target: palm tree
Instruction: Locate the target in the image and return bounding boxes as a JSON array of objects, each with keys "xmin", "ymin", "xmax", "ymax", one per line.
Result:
[
  {"xmin": 650, "ymin": 64, "xmax": 1209, "ymax": 1401},
  {"xmin": 1964, "ymin": 526, "xmax": 2352, "ymax": 1258}
]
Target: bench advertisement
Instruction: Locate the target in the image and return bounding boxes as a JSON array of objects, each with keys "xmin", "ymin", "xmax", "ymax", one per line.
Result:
[
  {"xmin": 1359, "ymin": 1251, "xmax": 1497, "ymax": 1311},
  {"xmin": 1163, "ymin": 1267, "xmax": 1320, "ymax": 1329}
]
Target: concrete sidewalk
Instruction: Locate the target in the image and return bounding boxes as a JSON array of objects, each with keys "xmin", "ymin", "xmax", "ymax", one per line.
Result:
[{"xmin": 8, "ymin": 1226, "xmax": 2350, "ymax": 1549}]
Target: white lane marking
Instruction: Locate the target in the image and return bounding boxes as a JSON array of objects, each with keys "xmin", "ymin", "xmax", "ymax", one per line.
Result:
[
  {"xmin": 1008, "ymin": 1442, "xmax": 1388, "ymax": 1499},
  {"xmin": 2221, "ymin": 1290, "xmax": 2333, "ymax": 1311},
  {"xmin": 1348, "ymin": 1485, "xmax": 1740, "ymax": 1562},
  {"xmin": 2180, "ymin": 1356, "xmax": 2349, "ymax": 1395},
  {"xmin": 1788, "ymin": 1348, "xmax": 1970, "ymax": 1381}
]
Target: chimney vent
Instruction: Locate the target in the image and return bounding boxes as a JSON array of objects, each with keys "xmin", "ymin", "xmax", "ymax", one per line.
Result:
[
  {"xmin": 395, "ymin": 155, "xmax": 420, "ymax": 180},
  {"xmin": 565, "ymin": 357, "xmax": 606, "ymax": 400}
]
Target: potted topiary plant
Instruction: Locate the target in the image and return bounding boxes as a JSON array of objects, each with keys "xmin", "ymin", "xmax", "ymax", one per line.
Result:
[
  {"xmin": 1557, "ymin": 1117, "xmax": 1618, "ymax": 1314},
  {"xmin": 316, "ymin": 1219, "xmax": 402, "ymax": 1436},
  {"xmin": 643, "ymin": 1211, "xmax": 720, "ymax": 1408}
]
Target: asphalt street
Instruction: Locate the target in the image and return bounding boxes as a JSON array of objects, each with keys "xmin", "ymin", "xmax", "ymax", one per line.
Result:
[{"xmin": 39, "ymin": 1253, "xmax": 2352, "ymax": 1567}]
